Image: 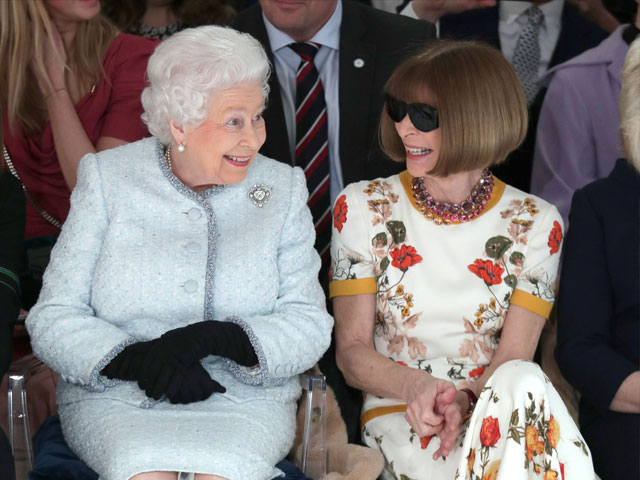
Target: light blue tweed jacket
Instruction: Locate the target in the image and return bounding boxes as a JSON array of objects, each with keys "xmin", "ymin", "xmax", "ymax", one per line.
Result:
[{"xmin": 27, "ymin": 137, "xmax": 333, "ymax": 409}]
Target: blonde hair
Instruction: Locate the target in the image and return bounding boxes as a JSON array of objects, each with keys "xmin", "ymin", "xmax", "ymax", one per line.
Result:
[
  {"xmin": 380, "ymin": 40, "xmax": 528, "ymax": 177},
  {"xmin": 620, "ymin": 37, "xmax": 640, "ymax": 172},
  {"xmin": 0, "ymin": 0, "xmax": 118, "ymax": 140}
]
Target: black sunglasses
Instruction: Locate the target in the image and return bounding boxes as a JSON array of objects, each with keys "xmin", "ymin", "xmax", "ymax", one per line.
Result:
[{"xmin": 385, "ymin": 94, "xmax": 439, "ymax": 132}]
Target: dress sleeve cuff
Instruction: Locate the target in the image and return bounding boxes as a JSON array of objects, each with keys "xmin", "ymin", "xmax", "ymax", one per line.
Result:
[
  {"xmin": 329, "ymin": 278, "xmax": 377, "ymax": 298},
  {"xmin": 510, "ymin": 289, "xmax": 553, "ymax": 319},
  {"xmin": 223, "ymin": 316, "xmax": 285, "ymax": 387},
  {"xmin": 85, "ymin": 338, "xmax": 137, "ymax": 392}
]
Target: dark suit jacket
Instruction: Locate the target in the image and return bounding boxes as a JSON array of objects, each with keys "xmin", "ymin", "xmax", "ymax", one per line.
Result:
[
  {"xmin": 555, "ymin": 159, "xmax": 639, "ymax": 479},
  {"xmin": 230, "ymin": 0, "xmax": 436, "ymax": 186},
  {"xmin": 439, "ymin": 4, "xmax": 607, "ymax": 192},
  {"xmin": 556, "ymin": 159, "xmax": 639, "ymax": 421}
]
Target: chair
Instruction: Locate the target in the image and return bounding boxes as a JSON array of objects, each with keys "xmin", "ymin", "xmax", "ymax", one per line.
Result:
[
  {"xmin": 7, "ymin": 363, "xmax": 328, "ymax": 480},
  {"xmin": 299, "ymin": 374, "xmax": 327, "ymax": 479}
]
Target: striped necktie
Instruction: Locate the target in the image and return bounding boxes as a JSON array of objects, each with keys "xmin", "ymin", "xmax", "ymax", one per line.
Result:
[
  {"xmin": 512, "ymin": 6, "xmax": 545, "ymax": 105},
  {"xmin": 289, "ymin": 42, "xmax": 331, "ymax": 271}
]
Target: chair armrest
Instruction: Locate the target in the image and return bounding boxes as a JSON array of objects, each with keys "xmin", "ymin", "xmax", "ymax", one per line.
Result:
[{"xmin": 300, "ymin": 374, "xmax": 326, "ymax": 479}]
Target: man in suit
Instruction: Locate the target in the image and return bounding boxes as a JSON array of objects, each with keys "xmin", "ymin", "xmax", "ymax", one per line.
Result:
[
  {"xmin": 231, "ymin": 0, "xmax": 435, "ymax": 443},
  {"xmin": 401, "ymin": 0, "xmax": 607, "ymax": 191},
  {"xmin": 230, "ymin": 0, "xmax": 435, "ymax": 196}
]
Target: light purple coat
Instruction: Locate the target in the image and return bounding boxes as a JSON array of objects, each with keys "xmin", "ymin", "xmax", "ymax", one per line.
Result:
[{"xmin": 531, "ymin": 25, "xmax": 628, "ymax": 226}]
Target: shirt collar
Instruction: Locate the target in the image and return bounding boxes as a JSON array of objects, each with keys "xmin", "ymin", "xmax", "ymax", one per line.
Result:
[
  {"xmin": 263, "ymin": 0, "xmax": 342, "ymax": 53},
  {"xmin": 500, "ymin": 0, "xmax": 564, "ymax": 27}
]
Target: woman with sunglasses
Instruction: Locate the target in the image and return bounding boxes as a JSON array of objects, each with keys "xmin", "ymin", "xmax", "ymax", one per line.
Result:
[{"xmin": 330, "ymin": 40, "xmax": 593, "ymax": 479}]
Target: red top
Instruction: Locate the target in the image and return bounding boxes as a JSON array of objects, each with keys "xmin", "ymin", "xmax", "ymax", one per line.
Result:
[{"xmin": 3, "ymin": 33, "xmax": 159, "ymax": 238}]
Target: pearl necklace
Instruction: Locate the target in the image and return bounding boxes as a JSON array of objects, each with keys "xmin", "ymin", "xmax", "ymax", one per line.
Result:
[
  {"xmin": 411, "ymin": 169, "xmax": 493, "ymax": 225},
  {"xmin": 164, "ymin": 145, "xmax": 172, "ymax": 170}
]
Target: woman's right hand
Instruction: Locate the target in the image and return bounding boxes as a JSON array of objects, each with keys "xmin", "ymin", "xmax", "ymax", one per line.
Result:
[
  {"xmin": 31, "ymin": 19, "xmax": 68, "ymax": 97},
  {"xmin": 403, "ymin": 370, "xmax": 457, "ymax": 437}
]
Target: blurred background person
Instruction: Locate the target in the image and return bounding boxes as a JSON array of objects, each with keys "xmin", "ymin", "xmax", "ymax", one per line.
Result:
[
  {"xmin": 555, "ymin": 37, "xmax": 640, "ymax": 480},
  {"xmin": 532, "ymin": 0, "xmax": 639, "ymax": 226},
  {"xmin": 0, "ymin": 0, "xmax": 157, "ymax": 299},
  {"xmin": 102, "ymin": 0, "xmax": 237, "ymax": 40}
]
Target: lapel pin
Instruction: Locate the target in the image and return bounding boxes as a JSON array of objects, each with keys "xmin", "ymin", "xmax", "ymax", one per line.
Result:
[{"xmin": 353, "ymin": 58, "xmax": 365, "ymax": 68}]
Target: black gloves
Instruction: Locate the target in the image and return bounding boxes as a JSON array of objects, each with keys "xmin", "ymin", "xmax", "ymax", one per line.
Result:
[
  {"xmin": 101, "ymin": 321, "xmax": 257, "ymax": 404},
  {"xmin": 154, "ymin": 320, "xmax": 258, "ymax": 368},
  {"xmin": 102, "ymin": 340, "xmax": 226, "ymax": 404}
]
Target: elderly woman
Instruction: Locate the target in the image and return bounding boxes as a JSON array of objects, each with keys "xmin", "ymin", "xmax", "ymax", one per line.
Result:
[
  {"xmin": 330, "ymin": 41, "xmax": 593, "ymax": 479},
  {"xmin": 556, "ymin": 37, "xmax": 640, "ymax": 480},
  {"xmin": 26, "ymin": 25, "xmax": 332, "ymax": 480}
]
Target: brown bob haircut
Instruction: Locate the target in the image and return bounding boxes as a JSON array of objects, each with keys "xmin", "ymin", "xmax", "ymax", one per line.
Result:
[{"xmin": 380, "ymin": 40, "xmax": 528, "ymax": 177}]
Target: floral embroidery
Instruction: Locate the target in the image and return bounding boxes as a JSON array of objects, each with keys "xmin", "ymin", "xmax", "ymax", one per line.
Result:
[
  {"xmin": 469, "ymin": 259, "xmax": 504, "ymax": 286},
  {"xmin": 459, "ymin": 298, "xmax": 505, "ymax": 364},
  {"xmin": 482, "ymin": 460, "xmax": 501, "ymax": 480},
  {"xmin": 480, "ymin": 416, "xmax": 501, "ymax": 447},
  {"xmin": 548, "ymin": 416, "xmax": 559, "ymax": 448},
  {"xmin": 547, "ymin": 221, "xmax": 562, "ymax": 255},
  {"xmin": 364, "ymin": 180, "xmax": 399, "ymax": 226},
  {"xmin": 333, "ymin": 194, "xmax": 348, "ymax": 232},
  {"xmin": 467, "ymin": 448, "xmax": 476, "ymax": 475},
  {"xmin": 500, "ymin": 198, "xmax": 539, "ymax": 245},
  {"xmin": 360, "ymin": 181, "xmax": 427, "ymax": 360},
  {"xmin": 420, "ymin": 435, "xmax": 433, "ymax": 450},
  {"xmin": 332, "ymin": 246, "xmax": 370, "ymax": 281},
  {"xmin": 470, "ymin": 365, "xmax": 486, "ymax": 378},
  {"xmin": 390, "ymin": 245, "xmax": 423, "ymax": 271}
]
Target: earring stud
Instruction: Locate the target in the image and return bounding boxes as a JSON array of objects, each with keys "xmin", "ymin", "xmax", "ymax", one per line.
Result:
[{"xmin": 177, "ymin": 144, "xmax": 185, "ymax": 153}]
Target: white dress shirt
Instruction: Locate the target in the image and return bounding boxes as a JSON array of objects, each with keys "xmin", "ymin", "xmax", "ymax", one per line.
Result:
[
  {"xmin": 402, "ymin": 0, "xmax": 564, "ymax": 77},
  {"xmin": 263, "ymin": 1, "xmax": 344, "ymax": 204},
  {"xmin": 500, "ymin": 0, "xmax": 564, "ymax": 78}
]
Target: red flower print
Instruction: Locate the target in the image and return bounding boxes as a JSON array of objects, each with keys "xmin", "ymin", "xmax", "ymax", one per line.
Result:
[
  {"xmin": 468, "ymin": 259, "xmax": 504, "ymax": 286},
  {"xmin": 420, "ymin": 435, "xmax": 433, "ymax": 450},
  {"xmin": 389, "ymin": 245, "xmax": 423, "ymax": 271},
  {"xmin": 548, "ymin": 221, "xmax": 562, "ymax": 255},
  {"xmin": 560, "ymin": 463, "xmax": 565, "ymax": 480},
  {"xmin": 333, "ymin": 194, "xmax": 348, "ymax": 233},
  {"xmin": 480, "ymin": 416, "xmax": 500, "ymax": 447},
  {"xmin": 397, "ymin": 361, "xmax": 408, "ymax": 367},
  {"xmin": 469, "ymin": 365, "xmax": 486, "ymax": 378}
]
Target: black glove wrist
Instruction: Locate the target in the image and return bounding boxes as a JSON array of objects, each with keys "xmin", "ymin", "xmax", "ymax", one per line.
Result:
[{"xmin": 160, "ymin": 320, "xmax": 258, "ymax": 367}]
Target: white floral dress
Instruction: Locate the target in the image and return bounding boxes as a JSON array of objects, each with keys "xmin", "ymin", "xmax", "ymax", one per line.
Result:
[{"xmin": 329, "ymin": 172, "xmax": 593, "ymax": 480}]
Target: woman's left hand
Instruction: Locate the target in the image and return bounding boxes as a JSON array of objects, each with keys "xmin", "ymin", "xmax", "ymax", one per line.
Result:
[{"xmin": 432, "ymin": 390, "xmax": 469, "ymax": 460}]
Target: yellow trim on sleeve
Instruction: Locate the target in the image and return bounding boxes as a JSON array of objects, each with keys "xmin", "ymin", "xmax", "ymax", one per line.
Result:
[
  {"xmin": 398, "ymin": 170, "xmax": 506, "ymax": 223},
  {"xmin": 510, "ymin": 289, "xmax": 554, "ymax": 319},
  {"xmin": 361, "ymin": 405, "xmax": 407, "ymax": 427},
  {"xmin": 329, "ymin": 278, "xmax": 377, "ymax": 298}
]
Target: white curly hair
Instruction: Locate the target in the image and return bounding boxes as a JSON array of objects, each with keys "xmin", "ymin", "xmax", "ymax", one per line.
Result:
[
  {"xmin": 620, "ymin": 37, "xmax": 640, "ymax": 172},
  {"xmin": 141, "ymin": 25, "xmax": 271, "ymax": 144}
]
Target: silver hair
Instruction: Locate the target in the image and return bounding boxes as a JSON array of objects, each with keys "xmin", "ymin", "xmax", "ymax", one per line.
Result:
[
  {"xmin": 620, "ymin": 37, "xmax": 640, "ymax": 172},
  {"xmin": 141, "ymin": 25, "xmax": 271, "ymax": 144}
]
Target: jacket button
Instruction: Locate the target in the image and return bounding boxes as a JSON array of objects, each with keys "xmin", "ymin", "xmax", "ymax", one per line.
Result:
[
  {"xmin": 183, "ymin": 280, "xmax": 198, "ymax": 293},
  {"xmin": 187, "ymin": 208, "xmax": 202, "ymax": 221},
  {"xmin": 185, "ymin": 242, "xmax": 200, "ymax": 253}
]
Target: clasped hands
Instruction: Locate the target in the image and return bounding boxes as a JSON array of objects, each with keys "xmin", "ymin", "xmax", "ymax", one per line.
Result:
[
  {"xmin": 101, "ymin": 321, "xmax": 258, "ymax": 405},
  {"xmin": 403, "ymin": 372, "xmax": 472, "ymax": 460}
]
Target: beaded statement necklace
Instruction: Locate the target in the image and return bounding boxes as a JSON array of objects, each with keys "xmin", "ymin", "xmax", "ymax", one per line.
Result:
[{"xmin": 411, "ymin": 169, "xmax": 494, "ymax": 225}]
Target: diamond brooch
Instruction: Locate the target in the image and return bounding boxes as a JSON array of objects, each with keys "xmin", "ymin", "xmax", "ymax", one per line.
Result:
[{"xmin": 248, "ymin": 184, "xmax": 271, "ymax": 207}]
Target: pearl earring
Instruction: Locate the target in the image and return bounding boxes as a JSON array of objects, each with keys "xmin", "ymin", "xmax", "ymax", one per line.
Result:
[{"xmin": 177, "ymin": 144, "xmax": 186, "ymax": 153}]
